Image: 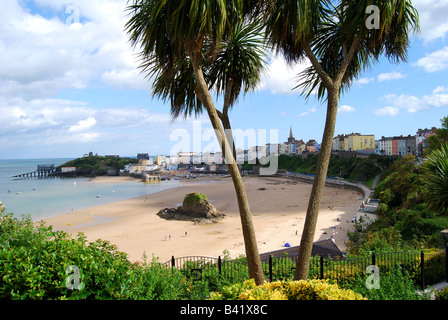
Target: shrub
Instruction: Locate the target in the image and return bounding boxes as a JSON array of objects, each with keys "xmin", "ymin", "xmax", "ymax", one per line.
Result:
[
  {"xmin": 0, "ymin": 212, "xmax": 197, "ymax": 300},
  {"xmin": 129, "ymin": 255, "xmax": 215, "ymax": 300},
  {"xmin": 209, "ymin": 279, "xmax": 366, "ymax": 300},
  {"xmin": 0, "ymin": 212, "xmax": 138, "ymax": 299},
  {"xmin": 435, "ymin": 287, "xmax": 448, "ymax": 300},
  {"xmin": 343, "ymin": 265, "xmax": 430, "ymax": 300}
]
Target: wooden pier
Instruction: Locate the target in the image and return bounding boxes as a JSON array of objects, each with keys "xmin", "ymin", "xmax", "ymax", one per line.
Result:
[{"xmin": 13, "ymin": 164, "xmax": 56, "ymax": 179}]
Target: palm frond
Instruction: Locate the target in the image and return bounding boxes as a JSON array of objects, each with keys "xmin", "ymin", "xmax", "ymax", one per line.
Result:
[
  {"xmin": 283, "ymin": 0, "xmax": 419, "ymax": 101},
  {"xmin": 207, "ymin": 19, "xmax": 269, "ymax": 108},
  {"xmin": 424, "ymin": 142, "xmax": 448, "ymax": 214}
]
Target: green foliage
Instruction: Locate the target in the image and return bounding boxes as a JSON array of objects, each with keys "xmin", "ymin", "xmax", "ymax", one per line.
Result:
[
  {"xmin": 373, "ymin": 154, "xmax": 425, "ymax": 208},
  {"xmin": 275, "ymin": 154, "xmax": 383, "ymax": 182},
  {"xmin": 0, "ymin": 210, "xmax": 443, "ymax": 301},
  {"xmin": 343, "ymin": 266, "xmax": 430, "ymax": 300},
  {"xmin": 128, "ymin": 255, "xmax": 197, "ymax": 300},
  {"xmin": 425, "ymin": 115, "xmax": 448, "ymax": 155},
  {"xmin": 275, "ymin": 154, "xmax": 304, "ymax": 172},
  {"xmin": 0, "ymin": 212, "xmax": 138, "ymax": 299},
  {"xmin": 423, "ymin": 142, "xmax": 448, "ymax": 215},
  {"xmin": 183, "ymin": 192, "xmax": 208, "ymax": 207},
  {"xmin": 351, "ymin": 152, "xmax": 448, "ymax": 253},
  {"xmin": 348, "ymin": 226, "xmax": 405, "ymax": 256},
  {"xmin": 435, "ymin": 287, "xmax": 448, "ymax": 300},
  {"xmin": 56, "ymin": 156, "xmax": 138, "ymax": 175},
  {"xmin": 0, "ymin": 212, "xmax": 202, "ymax": 300},
  {"xmin": 209, "ymin": 278, "xmax": 366, "ymax": 300}
]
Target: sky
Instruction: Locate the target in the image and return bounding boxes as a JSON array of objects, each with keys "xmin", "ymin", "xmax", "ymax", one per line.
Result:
[{"xmin": 1, "ymin": 0, "xmax": 448, "ymax": 159}]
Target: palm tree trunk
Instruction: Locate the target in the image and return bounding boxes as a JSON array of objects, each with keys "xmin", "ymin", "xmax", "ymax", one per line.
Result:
[
  {"xmin": 188, "ymin": 49, "xmax": 265, "ymax": 285},
  {"xmin": 220, "ymin": 113, "xmax": 237, "ymax": 161},
  {"xmin": 294, "ymin": 85, "xmax": 340, "ymax": 280},
  {"xmin": 218, "ymin": 78, "xmax": 237, "ymax": 161}
]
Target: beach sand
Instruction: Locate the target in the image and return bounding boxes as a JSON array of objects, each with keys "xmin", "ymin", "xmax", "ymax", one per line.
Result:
[{"xmin": 43, "ymin": 175, "xmax": 363, "ymax": 263}]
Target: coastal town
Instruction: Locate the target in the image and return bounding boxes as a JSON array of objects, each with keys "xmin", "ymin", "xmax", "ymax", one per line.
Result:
[
  {"xmin": 16, "ymin": 124, "xmax": 437, "ymax": 181},
  {"xmin": 122, "ymin": 125, "xmax": 438, "ymax": 175}
]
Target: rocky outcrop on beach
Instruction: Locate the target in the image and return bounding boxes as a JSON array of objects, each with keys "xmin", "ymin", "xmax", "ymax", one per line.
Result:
[{"xmin": 156, "ymin": 192, "xmax": 224, "ymax": 224}]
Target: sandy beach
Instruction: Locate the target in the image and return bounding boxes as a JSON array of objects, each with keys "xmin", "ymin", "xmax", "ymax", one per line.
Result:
[{"xmin": 43, "ymin": 175, "xmax": 363, "ymax": 263}]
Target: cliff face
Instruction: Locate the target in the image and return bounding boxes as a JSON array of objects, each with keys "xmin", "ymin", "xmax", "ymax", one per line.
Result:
[{"xmin": 157, "ymin": 192, "xmax": 224, "ymax": 224}]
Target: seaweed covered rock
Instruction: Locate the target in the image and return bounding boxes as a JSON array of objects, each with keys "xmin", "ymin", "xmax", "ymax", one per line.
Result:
[{"xmin": 156, "ymin": 192, "xmax": 224, "ymax": 224}]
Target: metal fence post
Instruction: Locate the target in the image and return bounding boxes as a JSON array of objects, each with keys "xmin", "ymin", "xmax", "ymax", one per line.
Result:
[
  {"xmin": 372, "ymin": 252, "xmax": 376, "ymax": 266},
  {"xmin": 421, "ymin": 251, "xmax": 425, "ymax": 290},
  {"xmin": 218, "ymin": 256, "xmax": 222, "ymax": 277},
  {"xmin": 320, "ymin": 255, "xmax": 324, "ymax": 279},
  {"xmin": 171, "ymin": 256, "xmax": 175, "ymax": 268},
  {"xmin": 269, "ymin": 255, "xmax": 273, "ymax": 282},
  {"xmin": 445, "ymin": 246, "xmax": 448, "ymax": 283}
]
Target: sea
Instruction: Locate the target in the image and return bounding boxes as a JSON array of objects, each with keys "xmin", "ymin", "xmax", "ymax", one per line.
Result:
[{"xmin": 0, "ymin": 158, "xmax": 181, "ymax": 221}]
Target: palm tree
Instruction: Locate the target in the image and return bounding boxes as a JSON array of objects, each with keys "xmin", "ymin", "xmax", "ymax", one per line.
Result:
[
  {"xmin": 208, "ymin": 20, "xmax": 267, "ymax": 160},
  {"xmin": 258, "ymin": 0, "xmax": 420, "ymax": 280},
  {"xmin": 424, "ymin": 142, "xmax": 448, "ymax": 215},
  {"xmin": 148, "ymin": 20, "xmax": 267, "ymax": 161},
  {"xmin": 125, "ymin": 0, "xmax": 265, "ymax": 284}
]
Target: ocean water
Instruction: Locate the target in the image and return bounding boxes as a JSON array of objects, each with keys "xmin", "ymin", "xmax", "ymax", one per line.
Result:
[{"xmin": 0, "ymin": 158, "xmax": 181, "ymax": 220}]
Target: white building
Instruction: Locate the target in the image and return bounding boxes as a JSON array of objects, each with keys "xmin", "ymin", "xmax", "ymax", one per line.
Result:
[
  {"xmin": 378, "ymin": 137, "xmax": 393, "ymax": 155},
  {"xmin": 214, "ymin": 152, "xmax": 223, "ymax": 164}
]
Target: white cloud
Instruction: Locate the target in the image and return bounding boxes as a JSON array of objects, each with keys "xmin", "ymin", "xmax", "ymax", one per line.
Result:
[
  {"xmin": 374, "ymin": 107, "xmax": 400, "ymax": 116},
  {"xmin": 338, "ymin": 105, "xmax": 356, "ymax": 113},
  {"xmin": 353, "ymin": 77, "xmax": 375, "ymax": 86},
  {"xmin": 0, "ymin": 0, "xmax": 147, "ymax": 100},
  {"xmin": 296, "ymin": 105, "xmax": 317, "ymax": 118},
  {"xmin": 426, "ymin": 86, "xmax": 448, "ymax": 107},
  {"xmin": 0, "ymin": 97, "xmax": 90, "ymax": 134},
  {"xmin": 413, "ymin": 46, "xmax": 448, "ymax": 73},
  {"xmin": 0, "ymin": 95, "xmax": 214, "ymax": 157},
  {"xmin": 384, "ymin": 94, "xmax": 423, "ymax": 113},
  {"xmin": 260, "ymin": 55, "xmax": 312, "ymax": 95},
  {"xmin": 376, "ymin": 86, "xmax": 448, "ymax": 116},
  {"xmin": 377, "ymin": 71, "xmax": 406, "ymax": 82},
  {"xmin": 413, "ymin": 0, "xmax": 448, "ymax": 43},
  {"xmin": 101, "ymin": 69, "xmax": 149, "ymax": 90},
  {"xmin": 69, "ymin": 117, "xmax": 97, "ymax": 133}
]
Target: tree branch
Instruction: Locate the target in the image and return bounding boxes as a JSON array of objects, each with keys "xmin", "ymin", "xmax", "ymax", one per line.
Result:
[
  {"xmin": 335, "ymin": 33, "xmax": 361, "ymax": 85},
  {"xmin": 216, "ymin": 109, "xmax": 224, "ymax": 120},
  {"xmin": 223, "ymin": 78, "xmax": 233, "ymax": 116},
  {"xmin": 303, "ymin": 41, "xmax": 334, "ymax": 89}
]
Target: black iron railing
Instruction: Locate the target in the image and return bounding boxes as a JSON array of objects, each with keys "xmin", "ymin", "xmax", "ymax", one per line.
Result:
[{"xmin": 164, "ymin": 247, "xmax": 448, "ymax": 289}]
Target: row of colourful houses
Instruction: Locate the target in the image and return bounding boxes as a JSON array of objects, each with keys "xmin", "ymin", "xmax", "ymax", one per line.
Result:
[
  {"xmin": 126, "ymin": 126, "xmax": 438, "ymax": 174},
  {"xmin": 376, "ymin": 127, "xmax": 437, "ymax": 157},
  {"xmin": 331, "ymin": 127, "xmax": 437, "ymax": 157},
  {"xmin": 332, "ymin": 133, "xmax": 376, "ymax": 153},
  {"xmin": 269, "ymin": 126, "xmax": 320, "ymax": 157}
]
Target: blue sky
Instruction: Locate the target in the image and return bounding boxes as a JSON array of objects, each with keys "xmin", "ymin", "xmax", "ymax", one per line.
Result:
[{"xmin": 1, "ymin": 0, "xmax": 448, "ymax": 159}]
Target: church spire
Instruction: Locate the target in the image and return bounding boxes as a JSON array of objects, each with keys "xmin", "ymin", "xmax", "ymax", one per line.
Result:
[{"xmin": 288, "ymin": 126, "xmax": 295, "ymax": 144}]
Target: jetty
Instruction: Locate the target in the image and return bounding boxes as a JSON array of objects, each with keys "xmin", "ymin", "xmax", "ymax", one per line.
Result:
[{"xmin": 13, "ymin": 164, "xmax": 56, "ymax": 179}]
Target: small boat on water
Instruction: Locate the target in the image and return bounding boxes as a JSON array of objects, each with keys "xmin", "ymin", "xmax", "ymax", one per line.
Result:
[{"xmin": 96, "ymin": 195, "xmax": 101, "ymax": 198}]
